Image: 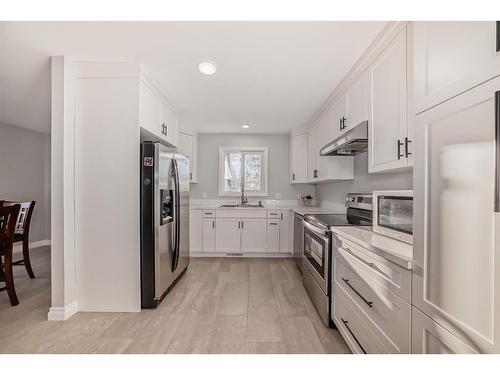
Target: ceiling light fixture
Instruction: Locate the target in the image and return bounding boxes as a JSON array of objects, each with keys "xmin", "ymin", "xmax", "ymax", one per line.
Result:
[
  {"xmin": 198, "ymin": 61, "xmax": 217, "ymax": 75},
  {"xmin": 242, "ymin": 124, "xmax": 250, "ymax": 129}
]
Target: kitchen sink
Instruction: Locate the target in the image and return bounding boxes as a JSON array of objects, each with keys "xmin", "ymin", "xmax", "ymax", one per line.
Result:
[{"xmin": 219, "ymin": 203, "xmax": 264, "ymax": 208}]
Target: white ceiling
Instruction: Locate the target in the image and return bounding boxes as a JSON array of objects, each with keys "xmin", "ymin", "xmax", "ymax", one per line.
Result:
[{"xmin": 0, "ymin": 21, "xmax": 385, "ymax": 134}]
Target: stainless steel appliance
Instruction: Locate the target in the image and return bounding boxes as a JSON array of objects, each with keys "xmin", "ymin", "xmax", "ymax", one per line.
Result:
[
  {"xmin": 302, "ymin": 193, "xmax": 372, "ymax": 326},
  {"xmin": 319, "ymin": 120, "xmax": 368, "ymax": 156},
  {"xmin": 140, "ymin": 141, "xmax": 190, "ymax": 308},
  {"xmin": 293, "ymin": 212, "xmax": 304, "ymax": 273},
  {"xmin": 372, "ymin": 190, "xmax": 413, "ymax": 244}
]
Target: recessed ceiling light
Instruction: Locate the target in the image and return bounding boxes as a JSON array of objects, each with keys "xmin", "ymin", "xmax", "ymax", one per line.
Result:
[
  {"xmin": 198, "ymin": 61, "xmax": 217, "ymax": 75},
  {"xmin": 242, "ymin": 124, "xmax": 250, "ymax": 129}
]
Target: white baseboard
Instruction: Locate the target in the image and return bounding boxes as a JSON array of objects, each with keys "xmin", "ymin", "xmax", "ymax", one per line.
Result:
[
  {"xmin": 47, "ymin": 301, "xmax": 78, "ymax": 321},
  {"xmin": 13, "ymin": 239, "xmax": 51, "ymax": 253},
  {"xmin": 190, "ymin": 252, "xmax": 292, "ymax": 258}
]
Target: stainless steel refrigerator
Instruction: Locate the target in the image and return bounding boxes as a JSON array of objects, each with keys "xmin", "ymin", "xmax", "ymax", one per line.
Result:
[{"xmin": 140, "ymin": 141, "xmax": 190, "ymax": 309}]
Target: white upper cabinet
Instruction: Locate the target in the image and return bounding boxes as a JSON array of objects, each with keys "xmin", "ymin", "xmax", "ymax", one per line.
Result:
[
  {"xmin": 139, "ymin": 79, "xmax": 179, "ymax": 148},
  {"xmin": 139, "ymin": 81, "xmax": 162, "ymax": 137},
  {"xmin": 414, "ymin": 21, "xmax": 500, "ymax": 114},
  {"xmin": 177, "ymin": 130, "xmax": 198, "ymax": 183},
  {"xmin": 368, "ymin": 27, "xmax": 411, "ymax": 173},
  {"xmin": 413, "ymin": 76, "xmax": 500, "ymax": 353},
  {"xmin": 289, "ymin": 132, "xmax": 308, "ymax": 183},
  {"xmin": 161, "ymin": 101, "xmax": 178, "ymax": 147},
  {"xmin": 346, "ymin": 70, "xmax": 370, "ymax": 130},
  {"xmin": 327, "ymin": 94, "xmax": 348, "ymax": 141}
]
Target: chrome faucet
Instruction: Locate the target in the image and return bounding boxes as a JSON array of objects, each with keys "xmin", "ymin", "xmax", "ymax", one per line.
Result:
[{"xmin": 241, "ymin": 183, "xmax": 248, "ymax": 205}]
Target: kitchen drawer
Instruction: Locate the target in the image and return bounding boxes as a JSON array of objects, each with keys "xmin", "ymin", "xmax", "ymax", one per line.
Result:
[
  {"xmin": 267, "ymin": 210, "xmax": 281, "ymax": 218},
  {"xmin": 335, "ymin": 235, "xmax": 411, "ymax": 302},
  {"xmin": 202, "ymin": 209, "xmax": 216, "ymax": 217},
  {"xmin": 333, "ymin": 281, "xmax": 389, "ymax": 354},
  {"xmin": 334, "ymin": 258, "xmax": 411, "ymax": 353},
  {"xmin": 217, "ymin": 209, "xmax": 267, "ymax": 219}
]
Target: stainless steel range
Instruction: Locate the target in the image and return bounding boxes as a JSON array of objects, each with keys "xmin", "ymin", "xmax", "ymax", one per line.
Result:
[{"xmin": 302, "ymin": 193, "xmax": 372, "ymax": 327}]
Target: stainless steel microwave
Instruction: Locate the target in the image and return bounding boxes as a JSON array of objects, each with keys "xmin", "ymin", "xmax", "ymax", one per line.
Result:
[{"xmin": 372, "ymin": 190, "xmax": 413, "ymax": 244}]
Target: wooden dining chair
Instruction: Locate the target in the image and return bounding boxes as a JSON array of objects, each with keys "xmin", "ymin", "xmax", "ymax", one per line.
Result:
[
  {"xmin": 0, "ymin": 204, "xmax": 21, "ymax": 306},
  {"xmin": 0, "ymin": 201, "xmax": 36, "ymax": 278}
]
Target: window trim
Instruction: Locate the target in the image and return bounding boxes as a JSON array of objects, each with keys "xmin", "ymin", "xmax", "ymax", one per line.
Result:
[{"xmin": 218, "ymin": 146, "xmax": 269, "ymax": 197}]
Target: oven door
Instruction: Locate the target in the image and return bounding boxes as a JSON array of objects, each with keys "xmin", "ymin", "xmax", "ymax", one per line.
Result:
[{"xmin": 302, "ymin": 220, "xmax": 331, "ymax": 295}]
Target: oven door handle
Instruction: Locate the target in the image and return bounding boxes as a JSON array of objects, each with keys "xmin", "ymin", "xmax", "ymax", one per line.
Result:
[{"xmin": 303, "ymin": 220, "xmax": 329, "ymax": 237}]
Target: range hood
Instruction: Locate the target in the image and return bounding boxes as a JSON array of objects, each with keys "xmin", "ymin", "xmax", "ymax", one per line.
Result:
[{"xmin": 319, "ymin": 120, "xmax": 368, "ymax": 156}]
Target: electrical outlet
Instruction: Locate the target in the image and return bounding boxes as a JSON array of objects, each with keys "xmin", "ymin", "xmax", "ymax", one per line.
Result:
[
  {"xmin": 275, "ymin": 193, "xmax": 282, "ymax": 199},
  {"xmin": 202, "ymin": 192, "xmax": 207, "ymax": 199}
]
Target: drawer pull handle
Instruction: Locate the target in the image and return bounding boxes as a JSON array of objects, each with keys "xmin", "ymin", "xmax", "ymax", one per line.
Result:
[
  {"xmin": 269, "ymin": 222, "xmax": 278, "ymax": 226},
  {"xmin": 341, "ymin": 318, "xmax": 367, "ymax": 354},
  {"xmin": 342, "ymin": 247, "xmax": 388, "ymax": 278},
  {"xmin": 204, "ymin": 212, "xmax": 213, "ymax": 215},
  {"xmin": 341, "ymin": 277, "xmax": 373, "ymax": 308}
]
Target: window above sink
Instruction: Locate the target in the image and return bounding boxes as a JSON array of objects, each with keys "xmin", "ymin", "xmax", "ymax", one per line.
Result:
[{"xmin": 218, "ymin": 146, "xmax": 268, "ymax": 197}]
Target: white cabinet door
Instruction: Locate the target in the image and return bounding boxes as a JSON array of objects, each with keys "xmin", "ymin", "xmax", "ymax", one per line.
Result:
[
  {"xmin": 368, "ymin": 27, "xmax": 409, "ymax": 173},
  {"xmin": 290, "ymin": 133, "xmax": 308, "ymax": 183},
  {"xmin": 161, "ymin": 101, "xmax": 178, "ymax": 147},
  {"xmin": 414, "ymin": 21, "xmax": 500, "ymax": 114},
  {"xmin": 413, "ymin": 76, "xmax": 500, "ymax": 353},
  {"xmin": 411, "ymin": 307, "xmax": 477, "ymax": 354},
  {"xmin": 307, "ymin": 125, "xmax": 319, "ymax": 182},
  {"xmin": 328, "ymin": 94, "xmax": 348, "ymax": 138},
  {"xmin": 267, "ymin": 219, "xmax": 280, "ymax": 253},
  {"xmin": 346, "ymin": 70, "xmax": 369, "ymax": 129},
  {"xmin": 215, "ymin": 218, "xmax": 241, "ymax": 253},
  {"xmin": 178, "ymin": 132, "xmax": 194, "ymax": 182},
  {"xmin": 189, "ymin": 210, "xmax": 202, "ymax": 253},
  {"xmin": 279, "ymin": 211, "xmax": 293, "ymax": 253},
  {"xmin": 202, "ymin": 218, "xmax": 216, "ymax": 252},
  {"xmin": 241, "ymin": 219, "xmax": 267, "ymax": 253},
  {"xmin": 139, "ymin": 81, "xmax": 162, "ymax": 137}
]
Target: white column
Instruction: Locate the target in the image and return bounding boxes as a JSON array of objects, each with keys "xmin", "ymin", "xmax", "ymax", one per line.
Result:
[{"xmin": 48, "ymin": 56, "xmax": 77, "ymax": 320}]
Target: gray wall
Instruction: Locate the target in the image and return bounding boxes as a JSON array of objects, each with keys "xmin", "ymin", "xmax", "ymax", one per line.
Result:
[
  {"xmin": 191, "ymin": 133, "xmax": 314, "ymax": 200},
  {"xmin": 0, "ymin": 122, "xmax": 51, "ymax": 242},
  {"xmin": 315, "ymin": 153, "xmax": 413, "ymax": 204}
]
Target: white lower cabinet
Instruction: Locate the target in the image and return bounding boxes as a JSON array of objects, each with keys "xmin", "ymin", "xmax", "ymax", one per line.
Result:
[
  {"xmin": 202, "ymin": 218, "xmax": 216, "ymax": 252},
  {"xmin": 411, "ymin": 307, "xmax": 477, "ymax": 354},
  {"xmin": 241, "ymin": 219, "xmax": 267, "ymax": 253},
  {"xmin": 189, "ymin": 210, "xmax": 202, "ymax": 253},
  {"xmin": 267, "ymin": 219, "xmax": 280, "ymax": 253},
  {"xmin": 332, "ymin": 235, "xmax": 411, "ymax": 354},
  {"xmin": 279, "ymin": 211, "xmax": 293, "ymax": 253},
  {"xmin": 215, "ymin": 218, "xmax": 241, "ymax": 253}
]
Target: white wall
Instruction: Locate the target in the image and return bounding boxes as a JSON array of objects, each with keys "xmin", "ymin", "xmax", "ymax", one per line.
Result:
[
  {"xmin": 191, "ymin": 133, "xmax": 314, "ymax": 200},
  {"xmin": 0, "ymin": 122, "xmax": 51, "ymax": 242},
  {"xmin": 315, "ymin": 153, "xmax": 413, "ymax": 204}
]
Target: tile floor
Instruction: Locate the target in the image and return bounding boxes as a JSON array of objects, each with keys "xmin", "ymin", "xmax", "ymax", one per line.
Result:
[{"xmin": 0, "ymin": 247, "xmax": 350, "ymax": 354}]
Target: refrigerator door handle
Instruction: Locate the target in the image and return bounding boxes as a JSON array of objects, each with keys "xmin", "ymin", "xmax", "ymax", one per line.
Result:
[{"xmin": 172, "ymin": 158, "xmax": 181, "ymax": 271}]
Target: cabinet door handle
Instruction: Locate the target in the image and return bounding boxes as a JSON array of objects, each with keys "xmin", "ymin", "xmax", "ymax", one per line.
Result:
[
  {"xmin": 341, "ymin": 117, "xmax": 347, "ymax": 130},
  {"xmin": 280, "ymin": 213, "xmax": 283, "ymax": 220},
  {"xmin": 341, "ymin": 277, "xmax": 373, "ymax": 308},
  {"xmin": 339, "ymin": 118, "xmax": 343, "ymax": 131},
  {"xmin": 397, "ymin": 139, "xmax": 404, "ymax": 160},
  {"xmin": 495, "ymin": 90, "xmax": 500, "ymax": 212},
  {"xmin": 313, "ymin": 169, "xmax": 318, "ymax": 178},
  {"xmin": 496, "ymin": 21, "xmax": 500, "ymax": 52},
  {"xmin": 241, "ymin": 221, "xmax": 244, "ymax": 229},
  {"xmin": 340, "ymin": 318, "xmax": 366, "ymax": 354},
  {"xmin": 212, "ymin": 220, "xmax": 215, "ymax": 229},
  {"xmin": 190, "ymin": 172, "xmax": 192, "ymax": 180},
  {"xmin": 292, "ymin": 173, "xmax": 295, "ymax": 181},
  {"xmin": 404, "ymin": 137, "xmax": 412, "ymax": 158}
]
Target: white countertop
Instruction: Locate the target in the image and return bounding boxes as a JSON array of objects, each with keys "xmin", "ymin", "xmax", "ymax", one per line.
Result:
[
  {"xmin": 331, "ymin": 226, "xmax": 413, "ymax": 270},
  {"xmin": 189, "ymin": 200, "xmax": 344, "ymax": 215}
]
